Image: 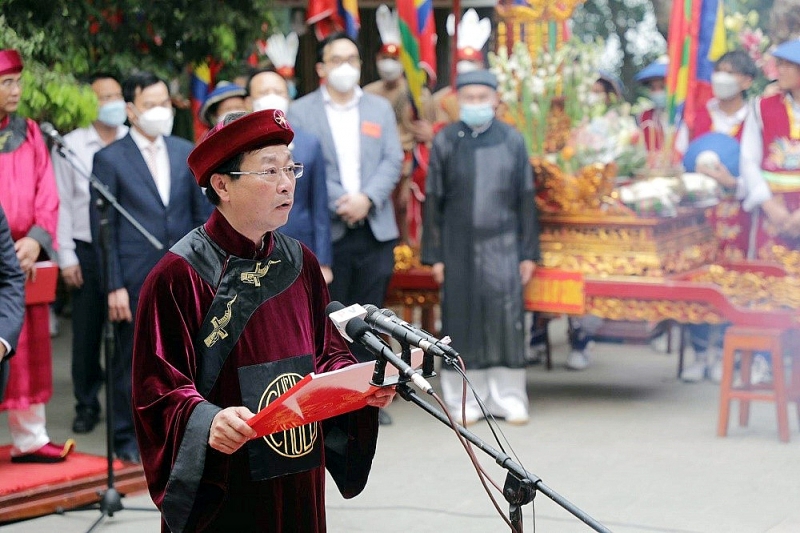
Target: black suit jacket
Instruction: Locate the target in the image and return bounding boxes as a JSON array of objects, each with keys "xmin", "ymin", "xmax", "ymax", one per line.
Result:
[
  {"xmin": 0, "ymin": 204, "xmax": 25, "ymax": 399},
  {"xmin": 91, "ymin": 134, "xmax": 212, "ymax": 300}
]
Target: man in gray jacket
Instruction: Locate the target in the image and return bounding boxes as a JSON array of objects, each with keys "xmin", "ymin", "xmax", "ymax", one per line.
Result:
[
  {"xmin": 289, "ymin": 33, "xmax": 403, "ymax": 424},
  {"xmin": 0, "ymin": 204, "xmax": 25, "ymax": 401}
]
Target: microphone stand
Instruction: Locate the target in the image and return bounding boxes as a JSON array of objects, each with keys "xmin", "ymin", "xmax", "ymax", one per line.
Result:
[
  {"xmin": 50, "ymin": 143, "xmax": 161, "ymax": 531},
  {"xmin": 363, "ymin": 338, "xmax": 611, "ymax": 533}
]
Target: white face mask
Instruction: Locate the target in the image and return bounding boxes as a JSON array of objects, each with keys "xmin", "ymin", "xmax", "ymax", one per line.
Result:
[
  {"xmin": 327, "ymin": 63, "xmax": 361, "ymax": 93},
  {"xmin": 586, "ymin": 92, "xmax": 604, "ymax": 106},
  {"xmin": 252, "ymin": 94, "xmax": 289, "ymax": 113},
  {"xmin": 377, "ymin": 58, "xmax": 404, "ymax": 82},
  {"xmin": 135, "ymin": 105, "xmax": 174, "ymax": 138},
  {"xmin": 456, "ymin": 60, "xmax": 481, "ymax": 74},
  {"xmin": 711, "ymin": 71, "xmax": 741, "ymax": 101}
]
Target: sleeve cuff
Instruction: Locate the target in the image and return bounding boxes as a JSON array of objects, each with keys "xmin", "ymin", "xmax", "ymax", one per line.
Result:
[
  {"xmin": 26, "ymin": 225, "xmax": 55, "ymax": 261},
  {"xmin": 0, "ymin": 338, "xmax": 11, "ymax": 357},
  {"xmin": 58, "ymin": 249, "xmax": 79, "ymax": 269}
]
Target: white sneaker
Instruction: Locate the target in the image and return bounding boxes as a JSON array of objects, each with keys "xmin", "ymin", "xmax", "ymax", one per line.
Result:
[
  {"xmin": 49, "ymin": 308, "xmax": 60, "ymax": 338},
  {"xmin": 502, "ymin": 400, "xmax": 530, "ymax": 425},
  {"xmin": 708, "ymin": 360, "xmax": 724, "ymax": 383},
  {"xmin": 566, "ymin": 350, "xmax": 589, "ymax": 371},
  {"xmin": 680, "ymin": 360, "xmax": 706, "ymax": 382},
  {"xmin": 750, "ymin": 354, "xmax": 772, "ymax": 384}
]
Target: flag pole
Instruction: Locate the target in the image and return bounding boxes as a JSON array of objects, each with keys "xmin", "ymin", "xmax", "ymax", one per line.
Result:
[{"xmin": 451, "ymin": 0, "xmax": 461, "ymax": 89}]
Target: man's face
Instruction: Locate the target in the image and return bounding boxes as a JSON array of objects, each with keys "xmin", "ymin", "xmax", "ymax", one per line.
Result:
[
  {"xmin": 715, "ymin": 61, "xmax": 753, "ymax": 93},
  {"xmin": 457, "ymin": 84, "xmax": 498, "ymax": 107},
  {"xmin": 0, "ymin": 72, "xmax": 22, "ymax": 116},
  {"xmin": 126, "ymin": 81, "xmax": 172, "ymax": 123},
  {"xmin": 646, "ymin": 78, "xmax": 666, "ymax": 93},
  {"xmin": 214, "ymin": 96, "xmax": 247, "ymax": 123},
  {"xmin": 220, "ymin": 144, "xmax": 296, "ymax": 233},
  {"xmin": 248, "ymin": 72, "xmax": 289, "ymax": 100},
  {"xmin": 316, "ymin": 38, "xmax": 361, "ymax": 79},
  {"xmin": 91, "ymin": 77, "xmax": 123, "ymax": 108},
  {"xmin": 777, "ymin": 58, "xmax": 800, "ymax": 92}
]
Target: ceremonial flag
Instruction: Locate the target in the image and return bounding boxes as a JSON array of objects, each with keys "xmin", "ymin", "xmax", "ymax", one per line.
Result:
[
  {"xmin": 339, "ymin": 0, "xmax": 360, "ymax": 39},
  {"xmin": 397, "ymin": 0, "xmax": 437, "ymax": 111},
  {"xmin": 307, "ymin": 0, "xmax": 360, "ymax": 40},
  {"xmin": 190, "ymin": 61, "xmax": 222, "ymax": 140},
  {"xmin": 666, "ymin": 0, "xmax": 727, "ymax": 128}
]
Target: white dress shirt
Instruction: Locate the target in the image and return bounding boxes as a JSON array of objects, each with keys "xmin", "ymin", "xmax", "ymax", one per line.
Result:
[
  {"xmin": 674, "ymin": 98, "xmax": 750, "ymax": 155},
  {"xmin": 130, "ymin": 127, "xmax": 171, "ymax": 206},
  {"xmin": 53, "ymin": 123, "xmax": 128, "ymax": 268},
  {"xmin": 322, "ymin": 85, "xmax": 362, "ymax": 194}
]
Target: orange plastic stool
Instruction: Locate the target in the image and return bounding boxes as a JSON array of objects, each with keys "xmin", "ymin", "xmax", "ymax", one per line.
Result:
[{"xmin": 717, "ymin": 327, "xmax": 794, "ymax": 443}]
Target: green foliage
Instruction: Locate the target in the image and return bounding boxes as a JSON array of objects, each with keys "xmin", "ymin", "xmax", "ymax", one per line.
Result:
[
  {"xmin": 1, "ymin": 0, "xmax": 278, "ymax": 130},
  {"xmin": 0, "ymin": 15, "xmax": 97, "ymax": 130}
]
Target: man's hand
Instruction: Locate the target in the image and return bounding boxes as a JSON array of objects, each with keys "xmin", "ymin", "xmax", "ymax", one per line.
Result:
[
  {"xmin": 14, "ymin": 237, "xmax": 41, "ymax": 278},
  {"xmin": 409, "ymin": 119, "xmax": 434, "ymax": 144},
  {"xmin": 62, "ymin": 265, "xmax": 84, "ymax": 289},
  {"xmin": 108, "ymin": 288, "xmax": 133, "ymax": 322},
  {"xmin": 320, "ymin": 265, "xmax": 334, "ymax": 285},
  {"xmin": 431, "ymin": 262, "xmax": 444, "ymax": 285},
  {"xmin": 782, "ymin": 209, "xmax": 800, "ymax": 238},
  {"xmin": 761, "ymin": 197, "xmax": 791, "ymax": 231},
  {"xmin": 208, "ymin": 406, "xmax": 257, "ymax": 454},
  {"xmin": 0, "ymin": 343, "xmax": 7, "ymax": 360},
  {"xmin": 335, "ymin": 193, "xmax": 372, "ymax": 225},
  {"xmin": 698, "ymin": 162, "xmax": 737, "ymax": 189},
  {"xmin": 519, "ymin": 260, "xmax": 536, "ymax": 286},
  {"xmin": 365, "ymin": 387, "xmax": 396, "ymax": 409}
]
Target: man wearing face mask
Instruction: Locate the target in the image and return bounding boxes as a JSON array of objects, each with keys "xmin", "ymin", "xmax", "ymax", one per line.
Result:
[
  {"xmin": 422, "ymin": 70, "xmax": 539, "ymax": 425},
  {"xmin": 52, "ymin": 73, "xmax": 129, "ymax": 434},
  {"xmin": 247, "ymin": 68, "xmax": 333, "ymax": 284},
  {"xmin": 288, "ymin": 33, "xmax": 403, "ymax": 424},
  {"xmin": 90, "ymin": 71, "xmax": 213, "ymax": 462},
  {"xmin": 635, "ymin": 59, "xmax": 669, "ymax": 153},
  {"xmin": 363, "ymin": 7, "xmax": 437, "ymax": 245}
]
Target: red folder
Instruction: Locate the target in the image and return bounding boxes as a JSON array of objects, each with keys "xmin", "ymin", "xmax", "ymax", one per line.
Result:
[
  {"xmin": 24, "ymin": 261, "xmax": 58, "ymax": 305},
  {"xmin": 247, "ymin": 348, "xmax": 424, "ymax": 438}
]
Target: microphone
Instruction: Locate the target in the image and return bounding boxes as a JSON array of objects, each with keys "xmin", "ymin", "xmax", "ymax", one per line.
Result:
[
  {"xmin": 326, "ymin": 301, "xmax": 434, "ymax": 394},
  {"xmin": 40, "ymin": 122, "xmax": 69, "ymax": 148},
  {"xmin": 363, "ymin": 304, "xmax": 458, "ymax": 359}
]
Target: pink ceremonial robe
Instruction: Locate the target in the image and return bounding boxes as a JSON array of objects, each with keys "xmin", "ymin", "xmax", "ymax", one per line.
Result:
[
  {"xmin": 0, "ymin": 115, "xmax": 59, "ymax": 410},
  {"xmin": 690, "ymin": 104, "xmax": 752, "ymax": 261}
]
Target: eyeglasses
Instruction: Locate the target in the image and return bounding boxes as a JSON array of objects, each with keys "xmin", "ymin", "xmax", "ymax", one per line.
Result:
[
  {"xmin": 0, "ymin": 78, "xmax": 23, "ymax": 90},
  {"xmin": 229, "ymin": 163, "xmax": 304, "ymax": 181},
  {"xmin": 325, "ymin": 55, "xmax": 361, "ymax": 68}
]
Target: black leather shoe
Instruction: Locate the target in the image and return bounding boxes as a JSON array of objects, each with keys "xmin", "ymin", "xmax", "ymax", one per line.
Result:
[
  {"xmin": 116, "ymin": 448, "xmax": 140, "ymax": 463},
  {"xmin": 72, "ymin": 409, "xmax": 100, "ymax": 434},
  {"xmin": 378, "ymin": 409, "xmax": 393, "ymax": 426}
]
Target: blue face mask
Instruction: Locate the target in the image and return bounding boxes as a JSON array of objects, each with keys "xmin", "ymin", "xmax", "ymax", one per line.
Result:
[
  {"xmin": 649, "ymin": 90, "xmax": 667, "ymax": 110},
  {"xmin": 97, "ymin": 100, "xmax": 127, "ymax": 127},
  {"xmin": 460, "ymin": 103, "xmax": 494, "ymax": 128},
  {"xmin": 287, "ymin": 81, "xmax": 298, "ymax": 100}
]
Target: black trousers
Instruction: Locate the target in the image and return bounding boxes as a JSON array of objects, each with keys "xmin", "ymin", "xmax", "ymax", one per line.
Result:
[
  {"xmin": 70, "ymin": 241, "xmax": 105, "ymax": 414},
  {"xmin": 113, "ymin": 297, "xmax": 138, "ymax": 455},
  {"xmin": 329, "ymin": 225, "xmax": 396, "ymax": 362}
]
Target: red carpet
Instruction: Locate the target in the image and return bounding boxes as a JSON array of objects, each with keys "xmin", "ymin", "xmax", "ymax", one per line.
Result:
[{"xmin": 0, "ymin": 444, "xmax": 148, "ymax": 522}]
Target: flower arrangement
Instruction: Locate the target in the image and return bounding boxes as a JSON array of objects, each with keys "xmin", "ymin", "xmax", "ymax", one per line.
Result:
[
  {"xmin": 489, "ymin": 38, "xmax": 604, "ymax": 159},
  {"xmin": 724, "ymin": 10, "xmax": 775, "ymax": 88}
]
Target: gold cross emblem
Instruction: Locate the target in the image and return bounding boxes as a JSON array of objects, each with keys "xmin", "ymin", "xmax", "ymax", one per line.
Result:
[
  {"xmin": 273, "ymin": 110, "xmax": 289, "ymax": 130},
  {"xmin": 240, "ymin": 260, "xmax": 281, "ymax": 287},
  {"xmin": 203, "ymin": 294, "xmax": 238, "ymax": 348}
]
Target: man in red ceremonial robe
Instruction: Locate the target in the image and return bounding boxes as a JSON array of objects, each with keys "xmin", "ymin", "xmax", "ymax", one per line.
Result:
[
  {"xmin": 739, "ymin": 39, "xmax": 800, "ymax": 263},
  {"xmin": 132, "ymin": 109, "xmax": 394, "ymax": 532},
  {"xmin": 0, "ymin": 49, "xmax": 74, "ymax": 463}
]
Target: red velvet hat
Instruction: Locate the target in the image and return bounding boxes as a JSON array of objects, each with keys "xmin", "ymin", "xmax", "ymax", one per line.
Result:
[
  {"xmin": 0, "ymin": 50, "xmax": 23, "ymax": 76},
  {"xmin": 188, "ymin": 109, "xmax": 294, "ymax": 187}
]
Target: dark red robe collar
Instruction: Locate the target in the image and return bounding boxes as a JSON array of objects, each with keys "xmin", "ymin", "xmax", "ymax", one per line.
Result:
[{"xmin": 204, "ymin": 209, "xmax": 275, "ymax": 260}]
